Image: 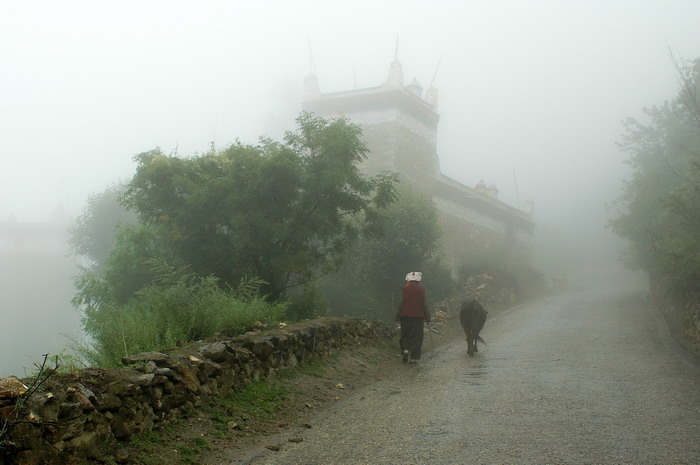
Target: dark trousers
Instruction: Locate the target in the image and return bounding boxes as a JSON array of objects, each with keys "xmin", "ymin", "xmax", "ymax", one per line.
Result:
[{"xmin": 399, "ymin": 316, "xmax": 425, "ymax": 360}]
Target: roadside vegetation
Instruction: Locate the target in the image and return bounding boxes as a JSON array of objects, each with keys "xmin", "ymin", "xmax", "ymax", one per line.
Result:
[
  {"xmin": 609, "ymin": 56, "xmax": 700, "ymax": 351},
  {"xmin": 610, "ymin": 57, "xmax": 700, "ymax": 291},
  {"xmin": 72, "ymin": 261, "xmax": 287, "ymax": 367},
  {"xmin": 319, "ymin": 184, "xmax": 455, "ymax": 321},
  {"xmin": 69, "ymin": 113, "xmax": 455, "ymax": 368}
]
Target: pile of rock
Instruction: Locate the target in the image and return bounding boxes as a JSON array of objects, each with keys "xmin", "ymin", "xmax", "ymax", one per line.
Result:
[
  {"xmin": 0, "ymin": 376, "xmax": 28, "ymax": 428},
  {"xmin": 0, "ymin": 316, "xmax": 394, "ymax": 465}
]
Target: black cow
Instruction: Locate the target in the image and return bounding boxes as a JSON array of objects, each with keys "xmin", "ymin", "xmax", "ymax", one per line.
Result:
[{"xmin": 459, "ymin": 299, "xmax": 488, "ymax": 356}]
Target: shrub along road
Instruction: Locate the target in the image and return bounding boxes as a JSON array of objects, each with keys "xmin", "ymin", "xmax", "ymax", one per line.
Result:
[{"xmin": 223, "ymin": 286, "xmax": 700, "ymax": 465}]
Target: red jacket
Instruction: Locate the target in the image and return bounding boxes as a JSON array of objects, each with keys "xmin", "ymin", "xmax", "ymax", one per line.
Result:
[{"xmin": 398, "ymin": 282, "xmax": 429, "ymax": 319}]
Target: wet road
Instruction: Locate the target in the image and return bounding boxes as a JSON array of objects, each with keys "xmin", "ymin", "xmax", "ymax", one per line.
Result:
[{"xmin": 238, "ymin": 288, "xmax": 700, "ymax": 464}]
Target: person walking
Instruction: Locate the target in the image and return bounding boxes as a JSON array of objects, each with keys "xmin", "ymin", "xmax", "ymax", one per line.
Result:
[{"xmin": 396, "ymin": 271, "xmax": 430, "ymax": 363}]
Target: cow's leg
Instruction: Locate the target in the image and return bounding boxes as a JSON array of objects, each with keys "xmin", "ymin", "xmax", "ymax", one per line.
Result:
[
  {"xmin": 460, "ymin": 312, "xmax": 469, "ymax": 341},
  {"xmin": 466, "ymin": 333, "xmax": 475, "ymax": 356}
]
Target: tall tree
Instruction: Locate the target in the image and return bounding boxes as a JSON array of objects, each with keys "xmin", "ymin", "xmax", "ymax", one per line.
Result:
[
  {"xmin": 100, "ymin": 113, "xmax": 398, "ymax": 302},
  {"xmin": 320, "ymin": 184, "xmax": 453, "ymax": 320},
  {"xmin": 610, "ymin": 58, "xmax": 700, "ymax": 292},
  {"xmin": 69, "ymin": 182, "xmax": 137, "ymax": 272}
]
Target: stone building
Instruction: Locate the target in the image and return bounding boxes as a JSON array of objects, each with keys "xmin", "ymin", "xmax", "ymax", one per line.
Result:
[{"xmin": 302, "ymin": 56, "xmax": 535, "ymax": 276}]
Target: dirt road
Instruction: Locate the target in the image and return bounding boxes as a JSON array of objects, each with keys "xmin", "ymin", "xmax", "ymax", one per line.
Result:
[{"xmin": 231, "ymin": 288, "xmax": 700, "ymax": 464}]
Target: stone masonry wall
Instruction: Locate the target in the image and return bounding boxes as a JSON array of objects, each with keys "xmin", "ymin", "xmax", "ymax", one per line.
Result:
[{"xmin": 0, "ymin": 317, "xmax": 395, "ymax": 465}]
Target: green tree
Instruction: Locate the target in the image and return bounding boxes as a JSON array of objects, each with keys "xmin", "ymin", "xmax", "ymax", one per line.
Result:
[
  {"xmin": 70, "ymin": 182, "xmax": 169, "ymax": 311},
  {"xmin": 73, "ymin": 222, "xmax": 183, "ymax": 309},
  {"xmin": 69, "ymin": 182, "xmax": 137, "ymax": 272},
  {"xmin": 69, "ymin": 113, "xmax": 397, "ymax": 365},
  {"xmin": 610, "ymin": 58, "xmax": 700, "ymax": 293},
  {"xmin": 82, "ymin": 113, "xmax": 396, "ymax": 304},
  {"xmin": 320, "ymin": 184, "xmax": 453, "ymax": 320}
]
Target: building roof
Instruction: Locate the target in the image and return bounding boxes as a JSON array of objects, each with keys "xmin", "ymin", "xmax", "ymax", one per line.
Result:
[{"xmin": 303, "ymin": 84, "xmax": 439, "ymax": 129}]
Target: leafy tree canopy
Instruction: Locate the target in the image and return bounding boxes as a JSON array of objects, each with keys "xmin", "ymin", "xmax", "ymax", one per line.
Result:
[
  {"xmin": 610, "ymin": 58, "xmax": 700, "ymax": 292},
  {"xmin": 320, "ymin": 184, "xmax": 453, "ymax": 320},
  {"xmin": 75, "ymin": 113, "xmax": 397, "ymax": 307},
  {"xmin": 69, "ymin": 181, "xmax": 137, "ymax": 272}
]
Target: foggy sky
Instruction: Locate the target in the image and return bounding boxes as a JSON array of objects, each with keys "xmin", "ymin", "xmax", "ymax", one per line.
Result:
[{"xmin": 1, "ymin": 0, "xmax": 699, "ymax": 269}]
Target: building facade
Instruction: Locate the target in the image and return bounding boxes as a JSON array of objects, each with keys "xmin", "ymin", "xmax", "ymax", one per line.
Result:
[{"xmin": 302, "ymin": 57, "xmax": 534, "ymax": 275}]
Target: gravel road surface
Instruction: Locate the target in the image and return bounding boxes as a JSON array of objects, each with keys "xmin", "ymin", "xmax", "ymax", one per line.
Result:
[{"xmin": 231, "ymin": 288, "xmax": 700, "ymax": 465}]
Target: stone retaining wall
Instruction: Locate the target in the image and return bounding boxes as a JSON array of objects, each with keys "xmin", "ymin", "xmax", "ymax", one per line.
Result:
[{"xmin": 0, "ymin": 317, "xmax": 395, "ymax": 465}]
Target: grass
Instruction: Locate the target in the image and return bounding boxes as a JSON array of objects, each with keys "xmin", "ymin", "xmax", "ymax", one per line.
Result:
[
  {"xmin": 176, "ymin": 445, "xmax": 195, "ymax": 464},
  {"xmin": 123, "ymin": 427, "xmax": 210, "ymax": 465},
  {"xmin": 76, "ymin": 268, "xmax": 288, "ymax": 368},
  {"xmin": 206, "ymin": 379, "xmax": 288, "ymax": 439},
  {"xmin": 276, "ymin": 353, "xmax": 340, "ymax": 379},
  {"xmin": 191, "ymin": 437, "xmax": 209, "ymax": 449},
  {"xmin": 125, "ymin": 430, "xmax": 166, "ymax": 465},
  {"xmin": 227, "ymin": 380, "xmax": 288, "ymax": 419},
  {"xmin": 127, "ymin": 431, "xmax": 163, "ymax": 447}
]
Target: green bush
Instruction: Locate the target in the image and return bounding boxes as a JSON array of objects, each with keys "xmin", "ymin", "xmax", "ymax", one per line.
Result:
[
  {"xmin": 76, "ymin": 262, "xmax": 287, "ymax": 368},
  {"xmin": 420, "ymin": 257, "xmax": 457, "ymax": 303},
  {"xmin": 285, "ymin": 283, "xmax": 328, "ymax": 320},
  {"xmin": 610, "ymin": 58, "xmax": 700, "ymax": 294},
  {"xmin": 320, "ymin": 184, "xmax": 447, "ymax": 321}
]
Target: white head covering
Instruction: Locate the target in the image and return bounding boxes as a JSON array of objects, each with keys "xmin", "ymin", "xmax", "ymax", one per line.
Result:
[{"xmin": 405, "ymin": 271, "xmax": 422, "ymax": 282}]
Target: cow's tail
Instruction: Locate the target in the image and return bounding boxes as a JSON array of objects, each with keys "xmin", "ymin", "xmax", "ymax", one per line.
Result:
[{"xmin": 476, "ymin": 335, "xmax": 487, "ymax": 345}]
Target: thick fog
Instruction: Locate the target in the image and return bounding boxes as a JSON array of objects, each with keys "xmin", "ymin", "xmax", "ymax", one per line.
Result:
[{"xmin": 1, "ymin": 1, "xmax": 699, "ymax": 375}]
